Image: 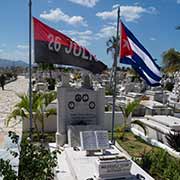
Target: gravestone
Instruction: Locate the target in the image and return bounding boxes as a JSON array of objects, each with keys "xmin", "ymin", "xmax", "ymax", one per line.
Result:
[
  {"xmin": 80, "ymin": 131, "xmax": 97, "ymax": 151},
  {"xmin": 80, "ymin": 130, "xmax": 109, "ymax": 151},
  {"xmin": 56, "ymin": 74, "xmax": 105, "ymax": 146},
  {"xmin": 67, "ymin": 125, "xmax": 104, "ymax": 147},
  {"xmin": 96, "ymin": 131, "xmax": 109, "ymax": 150}
]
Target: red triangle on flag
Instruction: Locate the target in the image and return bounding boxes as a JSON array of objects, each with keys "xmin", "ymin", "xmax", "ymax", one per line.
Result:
[{"xmin": 120, "ymin": 22, "xmax": 133, "ymax": 60}]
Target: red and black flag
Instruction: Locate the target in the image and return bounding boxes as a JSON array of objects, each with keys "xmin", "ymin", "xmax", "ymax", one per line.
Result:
[{"xmin": 33, "ymin": 17, "xmax": 107, "ymax": 74}]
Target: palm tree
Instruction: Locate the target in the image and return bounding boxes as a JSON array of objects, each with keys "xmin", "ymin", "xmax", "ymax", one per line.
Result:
[
  {"xmin": 106, "ymin": 36, "xmax": 119, "ymax": 89},
  {"xmin": 106, "ymin": 36, "xmax": 118, "ymax": 60},
  {"xmin": 7, "ymin": 91, "xmax": 56, "ymax": 141},
  {"xmin": 116, "ymin": 100, "xmax": 147, "ymax": 140},
  {"xmin": 162, "ymin": 48, "xmax": 180, "ymax": 73}
]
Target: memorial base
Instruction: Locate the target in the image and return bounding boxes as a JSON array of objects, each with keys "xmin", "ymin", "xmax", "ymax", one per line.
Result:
[
  {"xmin": 56, "ymin": 132, "xmax": 66, "ymax": 146},
  {"xmin": 95, "ymin": 156, "xmax": 132, "ymax": 180}
]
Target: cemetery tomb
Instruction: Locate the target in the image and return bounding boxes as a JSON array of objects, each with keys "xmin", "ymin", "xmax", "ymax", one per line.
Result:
[{"xmin": 56, "ymin": 74, "xmax": 105, "ymax": 146}]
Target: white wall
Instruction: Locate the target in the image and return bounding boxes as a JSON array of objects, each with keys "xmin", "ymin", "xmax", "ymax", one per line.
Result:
[
  {"xmin": 103, "ymin": 111, "xmax": 124, "ymax": 131},
  {"xmin": 23, "ymin": 111, "xmax": 125, "ymax": 133},
  {"xmin": 23, "ymin": 115, "xmax": 57, "ymax": 132}
]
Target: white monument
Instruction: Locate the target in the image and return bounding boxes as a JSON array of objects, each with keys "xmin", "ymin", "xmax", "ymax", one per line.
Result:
[{"xmin": 56, "ymin": 73, "xmax": 105, "ymax": 146}]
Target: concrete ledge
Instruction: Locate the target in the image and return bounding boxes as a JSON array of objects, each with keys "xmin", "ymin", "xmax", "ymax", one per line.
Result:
[{"xmin": 131, "ymin": 127, "xmax": 180, "ymax": 159}]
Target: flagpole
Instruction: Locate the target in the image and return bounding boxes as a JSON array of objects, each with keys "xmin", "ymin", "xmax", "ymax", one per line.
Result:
[
  {"xmin": 111, "ymin": 6, "xmax": 121, "ymax": 144},
  {"xmin": 29, "ymin": 0, "xmax": 33, "ymax": 140}
]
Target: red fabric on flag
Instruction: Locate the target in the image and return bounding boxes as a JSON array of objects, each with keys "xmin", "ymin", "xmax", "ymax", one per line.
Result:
[
  {"xmin": 33, "ymin": 17, "xmax": 87, "ymax": 52},
  {"xmin": 33, "ymin": 17, "xmax": 107, "ymax": 74},
  {"xmin": 120, "ymin": 22, "xmax": 133, "ymax": 60}
]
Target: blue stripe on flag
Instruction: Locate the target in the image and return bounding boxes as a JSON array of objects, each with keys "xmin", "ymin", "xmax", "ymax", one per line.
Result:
[
  {"xmin": 132, "ymin": 53, "xmax": 161, "ymax": 81},
  {"xmin": 123, "ymin": 23, "xmax": 161, "ymax": 71},
  {"xmin": 133, "ymin": 65, "xmax": 161, "ymax": 86},
  {"xmin": 121, "ymin": 56, "xmax": 161, "ymax": 86}
]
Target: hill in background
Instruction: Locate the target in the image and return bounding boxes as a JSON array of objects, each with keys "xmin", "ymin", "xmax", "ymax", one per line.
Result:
[{"xmin": 0, "ymin": 58, "xmax": 28, "ymax": 68}]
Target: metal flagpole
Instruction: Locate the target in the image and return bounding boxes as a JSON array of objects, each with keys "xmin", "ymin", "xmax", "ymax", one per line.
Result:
[
  {"xmin": 29, "ymin": 0, "xmax": 33, "ymax": 140},
  {"xmin": 111, "ymin": 6, "xmax": 121, "ymax": 144}
]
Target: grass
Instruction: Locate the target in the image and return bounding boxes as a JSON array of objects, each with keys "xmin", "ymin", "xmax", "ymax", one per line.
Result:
[{"xmin": 116, "ymin": 131, "xmax": 155, "ymax": 157}]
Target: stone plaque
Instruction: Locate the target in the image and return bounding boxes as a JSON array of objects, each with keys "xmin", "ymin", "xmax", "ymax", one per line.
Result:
[
  {"xmin": 80, "ymin": 130, "xmax": 109, "ymax": 150},
  {"xmin": 95, "ymin": 157, "xmax": 132, "ymax": 179},
  {"xmin": 70, "ymin": 113, "xmax": 96, "ymax": 125},
  {"xmin": 95, "ymin": 131, "xmax": 109, "ymax": 149},
  {"xmin": 67, "ymin": 90, "xmax": 97, "ymax": 125},
  {"xmin": 80, "ymin": 131, "xmax": 97, "ymax": 150}
]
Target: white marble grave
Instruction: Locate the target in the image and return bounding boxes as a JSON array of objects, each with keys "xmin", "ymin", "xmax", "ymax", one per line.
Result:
[{"xmin": 56, "ymin": 74, "xmax": 105, "ymax": 146}]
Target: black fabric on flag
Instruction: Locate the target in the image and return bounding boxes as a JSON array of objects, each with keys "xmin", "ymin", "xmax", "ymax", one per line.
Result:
[{"xmin": 33, "ymin": 17, "xmax": 107, "ymax": 74}]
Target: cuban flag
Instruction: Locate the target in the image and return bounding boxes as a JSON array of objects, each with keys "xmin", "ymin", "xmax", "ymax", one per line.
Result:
[{"xmin": 120, "ymin": 22, "xmax": 162, "ymax": 86}]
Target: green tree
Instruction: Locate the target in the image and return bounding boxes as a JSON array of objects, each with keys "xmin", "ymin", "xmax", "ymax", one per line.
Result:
[
  {"xmin": 116, "ymin": 100, "xmax": 147, "ymax": 140},
  {"xmin": 162, "ymin": 48, "xmax": 180, "ymax": 73},
  {"xmin": 18, "ymin": 139, "xmax": 58, "ymax": 180},
  {"xmin": 0, "ymin": 131, "xmax": 58, "ymax": 180},
  {"xmin": 7, "ymin": 92, "xmax": 57, "ymax": 141}
]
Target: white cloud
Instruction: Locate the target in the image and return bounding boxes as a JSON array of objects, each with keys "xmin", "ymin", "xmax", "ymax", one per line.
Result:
[
  {"xmin": 17, "ymin": 44, "xmax": 29, "ymax": 49},
  {"xmin": 177, "ymin": 0, "xmax": 180, "ymax": 4},
  {"xmin": 96, "ymin": 9, "xmax": 116, "ymax": 21},
  {"xmin": 96, "ymin": 5, "xmax": 157, "ymax": 22},
  {"xmin": 112, "ymin": 4, "xmax": 119, "ymax": 9},
  {"xmin": 63, "ymin": 30, "xmax": 92, "ymax": 37},
  {"xmin": 62, "ymin": 30, "xmax": 93, "ymax": 46},
  {"xmin": 0, "ymin": 49, "xmax": 4, "ymax": 53},
  {"xmin": 96, "ymin": 25, "xmax": 116, "ymax": 39},
  {"xmin": 40, "ymin": 8, "xmax": 88, "ymax": 26},
  {"xmin": 0, "ymin": 49, "xmax": 29, "ymax": 62},
  {"xmin": 150, "ymin": 37, "xmax": 156, "ymax": 41},
  {"xmin": 68, "ymin": 0, "xmax": 99, "ymax": 7}
]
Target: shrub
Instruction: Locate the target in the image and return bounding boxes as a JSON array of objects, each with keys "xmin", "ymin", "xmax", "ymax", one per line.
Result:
[
  {"xmin": 135, "ymin": 149, "xmax": 180, "ymax": 180},
  {"xmin": 18, "ymin": 139, "xmax": 58, "ymax": 180},
  {"xmin": 0, "ymin": 131, "xmax": 58, "ymax": 180},
  {"xmin": 0, "ymin": 159, "xmax": 17, "ymax": 180}
]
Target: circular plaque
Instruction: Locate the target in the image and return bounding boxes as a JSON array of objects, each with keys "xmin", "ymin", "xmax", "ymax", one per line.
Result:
[
  {"xmin": 68, "ymin": 101, "xmax": 75, "ymax": 110},
  {"xmin": 75, "ymin": 94, "xmax": 81, "ymax": 102},
  {"xmin": 89, "ymin": 101, "xmax": 95, "ymax": 109},
  {"xmin": 82, "ymin": 94, "xmax": 89, "ymax": 102}
]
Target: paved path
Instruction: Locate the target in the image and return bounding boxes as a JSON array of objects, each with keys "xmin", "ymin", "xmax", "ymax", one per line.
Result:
[{"xmin": 0, "ymin": 76, "xmax": 28, "ymax": 148}]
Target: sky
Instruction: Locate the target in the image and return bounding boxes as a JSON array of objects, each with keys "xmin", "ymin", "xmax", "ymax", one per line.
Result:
[{"xmin": 0, "ymin": 0, "xmax": 179, "ymax": 68}]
